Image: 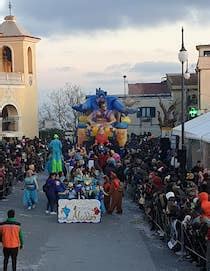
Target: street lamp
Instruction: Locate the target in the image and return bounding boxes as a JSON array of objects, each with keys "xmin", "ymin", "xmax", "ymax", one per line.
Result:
[
  {"xmin": 123, "ymin": 75, "xmax": 127, "ymax": 96},
  {"xmin": 178, "ymin": 27, "xmax": 188, "ymax": 177}
]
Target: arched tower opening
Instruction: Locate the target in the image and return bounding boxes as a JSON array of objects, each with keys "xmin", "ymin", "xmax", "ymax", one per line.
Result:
[
  {"xmin": 28, "ymin": 47, "xmax": 33, "ymax": 74},
  {"xmin": 2, "ymin": 104, "xmax": 18, "ymax": 132},
  {"xmin": 2, "ymin": 46, "xmax": 13, "ymax": 72}
]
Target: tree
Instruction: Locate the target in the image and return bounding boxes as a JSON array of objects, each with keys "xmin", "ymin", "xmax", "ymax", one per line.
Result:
[
  {"xmin": 157, "ymin": 98, "xmax": 178, "ymax": 128},
  {"xmin": 39, "ymin": 83, "xmax": 85, "ymax": 131}
]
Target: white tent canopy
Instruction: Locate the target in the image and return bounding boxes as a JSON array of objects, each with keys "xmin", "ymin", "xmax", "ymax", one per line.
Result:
[{"xmin": 173, "ymin": 112, "xmax": 210, "ymax": 143}]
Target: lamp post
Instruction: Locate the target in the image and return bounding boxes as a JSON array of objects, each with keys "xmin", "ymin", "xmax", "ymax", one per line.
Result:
[
  {"xmin": 123, "ymin": 75, "xmax": 127, "ymax": 96},
  {"xmin": 178, "ymin": 27, "xmax": 189, "ymax": 176}
]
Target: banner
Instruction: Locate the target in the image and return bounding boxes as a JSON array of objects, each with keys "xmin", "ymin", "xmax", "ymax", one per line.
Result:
[{"xmin": 58, "ymin": 199, "xmax": 101, "ymax": 223}]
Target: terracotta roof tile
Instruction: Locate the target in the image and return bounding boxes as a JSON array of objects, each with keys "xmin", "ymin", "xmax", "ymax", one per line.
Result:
[
  {"xmin": 128, "ymin": 81, "xmax": 170, "ymax": 95},
  {"xmin": 166, "ymin": 73, "xmax": 198, "ymax": 86}
]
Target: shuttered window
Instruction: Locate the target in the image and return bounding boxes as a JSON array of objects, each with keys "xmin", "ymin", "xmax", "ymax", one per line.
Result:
[{"xmin": 137, "ymin": 107, "xmax": 156, "ymax": 118}]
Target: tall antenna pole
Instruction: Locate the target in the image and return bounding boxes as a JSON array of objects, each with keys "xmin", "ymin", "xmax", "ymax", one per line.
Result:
[{"xmin": 8, "ymin": 1, "xmax": 12, "ymax": 16}]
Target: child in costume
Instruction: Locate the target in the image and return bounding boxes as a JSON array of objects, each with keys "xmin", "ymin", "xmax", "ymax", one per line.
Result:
[
  {"xmin": 68, "ymin": 182, "xmax": 77, "ymax": 200},
  {"xmin": 55, "ymin": 174, "xmax": 69, "ymax": 199},
  {"xmin": 75, "ymin": 180, "xmax": 85, "ymax": 199},
  {"xmin": 95, "ymin": 182, "xmax": 108, "ymax": 214},
  {"xmin": 84, "ymin": 179, "xmax": 95, "ymax": 199},
  {"xmin": 73, "ymin": 168, "xmax": 83, "ymax": 184}
]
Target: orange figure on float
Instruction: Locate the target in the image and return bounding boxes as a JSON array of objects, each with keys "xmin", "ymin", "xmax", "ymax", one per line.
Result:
[{"xmin": 95, "ymin": 126, "xmax": 109, "ymax": 145}]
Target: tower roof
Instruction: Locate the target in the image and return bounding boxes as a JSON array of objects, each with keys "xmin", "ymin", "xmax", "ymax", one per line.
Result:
[{"xmin": 0, "ymin": 15, "xmax": 40, "ymax": 40}]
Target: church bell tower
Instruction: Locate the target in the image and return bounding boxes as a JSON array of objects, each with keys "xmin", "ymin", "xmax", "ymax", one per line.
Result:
[{"xmin": 0, "ymin": 2, "xmax": 40, "ymax": 139}]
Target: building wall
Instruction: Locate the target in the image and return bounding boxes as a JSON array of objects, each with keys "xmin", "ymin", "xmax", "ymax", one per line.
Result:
[
  {"xmin": 200, "ymin": 69, "xmax": 210, "ymax": 111},
  {"xmin": 0, "ymin": 37, "xmax": 39, "ymax": 138},
  {"xmin": 120, "ymin": 95, "xmax": 172, "ymax": 136},
  {"xmin": 197, "ymin": 46, "xmax": 210, "ymax": 111}
]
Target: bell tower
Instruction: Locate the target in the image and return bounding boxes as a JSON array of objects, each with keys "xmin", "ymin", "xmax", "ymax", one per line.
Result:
[{"xmin": 0, "ymin": 4, "xmax": 40, "ymax": 139}]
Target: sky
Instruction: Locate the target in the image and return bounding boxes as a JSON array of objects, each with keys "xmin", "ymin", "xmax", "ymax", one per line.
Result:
[{"xmin": 1, "ymin": 0, "xmax": 210, "ymax": 96}]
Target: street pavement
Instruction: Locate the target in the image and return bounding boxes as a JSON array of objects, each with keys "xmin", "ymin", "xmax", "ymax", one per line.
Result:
[{"xmin": 0, "ymin": 176, "xmax": 197, "ymax": 271}]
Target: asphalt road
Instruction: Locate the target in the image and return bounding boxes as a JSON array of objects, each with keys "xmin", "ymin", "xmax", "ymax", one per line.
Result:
[{"xmin": 0, "ymin": 176, "xmax": 197, "ymax": 271}]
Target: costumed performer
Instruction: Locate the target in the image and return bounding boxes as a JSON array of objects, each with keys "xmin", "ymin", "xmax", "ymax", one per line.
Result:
[{"xmin": 49, "ymin": 134, "xmax": 63, "ymax": 173}]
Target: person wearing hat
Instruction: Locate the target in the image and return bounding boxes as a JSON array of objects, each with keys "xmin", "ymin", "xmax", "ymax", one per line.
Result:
[{"xmin": 48, "ymin": 134, "xmax": 63, "ymax": 173}]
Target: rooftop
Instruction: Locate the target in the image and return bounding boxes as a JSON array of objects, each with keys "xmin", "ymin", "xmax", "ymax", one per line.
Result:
[
  {"xmin": 196, "ymin": 44, "xmax": 210, "ymax": 50},
  {"xmin": 128, "ymin": 81, "xmax": 170, "ymax": 96},
  {"xmin": 0, "ymin": 15, "xmax": 39, "ymax": 39},
  {"xmin": 166, "ymin": 73, "xmax": 198, "ymax": 86}
]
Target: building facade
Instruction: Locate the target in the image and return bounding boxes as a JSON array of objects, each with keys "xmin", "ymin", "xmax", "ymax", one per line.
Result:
[
  {"xmin": 121, "ymin": 81, "xmax": 172, "ymax": 136},
  {"xmin": 196, "ymin": 45, "xmax": 210, "ymax": 112},
  {"xmin": 166, "ymin": 73, "xmax": 198, "ymax": 122},
  {"xmin": 121, "ymin": 73, "xmax": 198, "ymax": 136},
  {"xmin": 0, "ymin": 14, "xmax": 40, "ymax": 139}
]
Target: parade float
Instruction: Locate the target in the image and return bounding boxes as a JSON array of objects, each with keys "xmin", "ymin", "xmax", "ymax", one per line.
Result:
[
  {"xmin": 72, "ymin": 88, "xmax": 135, "ymax": 147},
  {"xmin": 56, "ymin": 89, "xmax": 136, "ymax": 224}
]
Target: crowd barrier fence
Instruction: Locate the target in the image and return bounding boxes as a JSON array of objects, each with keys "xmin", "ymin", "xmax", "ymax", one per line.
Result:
[{"xmin": 144, "ymin": 204, "xmax": 210, "ymax": 269}]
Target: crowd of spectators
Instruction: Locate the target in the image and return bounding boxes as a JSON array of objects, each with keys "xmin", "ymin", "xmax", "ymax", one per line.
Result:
[
  {"xmin": 124, "ymin": 133, "xmax": 210, "ymax": 271},
  {"xmin": 0, "ymin": 136, "xmax": 47, "ymax": 199},
  {"xmin": 1, "ymin": 133, "xmax": 210, "ymax": 270}
]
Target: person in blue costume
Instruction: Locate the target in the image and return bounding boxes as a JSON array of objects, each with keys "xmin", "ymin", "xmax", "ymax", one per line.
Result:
[
  {"xmin": 49, "ymin": 134, "xmax": 63, "ymax": 173},
  {"xmin": 23, "ymin": 169, "xmax": 39, "ymax": 210},
  {"xmin": 95, "ymin": 182, "xmax": 107, "ymax": 214}
]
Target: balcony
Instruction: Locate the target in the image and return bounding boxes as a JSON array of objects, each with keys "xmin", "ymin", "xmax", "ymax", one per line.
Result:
[
  {"xmin": 0, "ymin": 72, "xmax": 25, "ymax": 85},
  {"xmin": 2, "ymin": 116, "xmax": 19, "ymax": 132}
]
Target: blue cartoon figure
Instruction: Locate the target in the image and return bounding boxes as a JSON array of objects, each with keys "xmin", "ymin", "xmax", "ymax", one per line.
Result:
[{"xmin": 63, "ymin": 206, "xmax": 71, "ymax": 219}]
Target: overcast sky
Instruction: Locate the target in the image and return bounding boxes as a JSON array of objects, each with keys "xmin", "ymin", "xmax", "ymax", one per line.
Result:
[{"xmin": 0, "ymin": 0, "xmax": 210, "ymax": 96}]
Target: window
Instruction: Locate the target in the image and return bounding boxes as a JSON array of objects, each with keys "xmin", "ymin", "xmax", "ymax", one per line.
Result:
[
  {"xmin": 137, "ymin": 107, "xmax": 156, "ymax": 118},
  {"xmin": 187, "ymin": 94, "xmax": 198, "ymax": 106},
  {"xmin": 204, "ymin": 51, "xmax": 210, "ymax": 57},
  {"xmin": 2, "ymin": 46, "xmax": 12, "ymax": 72},
  {"xmin": 28, "ymin": 47, "xmax": 33, "ymax": 74}
]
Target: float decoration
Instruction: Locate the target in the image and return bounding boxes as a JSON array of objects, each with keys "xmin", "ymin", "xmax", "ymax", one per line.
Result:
[{"xmin": 72, "ymin": 88, "xmax": 135, "ymax": 147}]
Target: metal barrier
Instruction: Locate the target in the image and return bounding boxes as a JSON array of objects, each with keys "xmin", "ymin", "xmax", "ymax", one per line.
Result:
[{"xmin": 144, "ymin": 203, "xmax": 209, "ymax": 268}]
